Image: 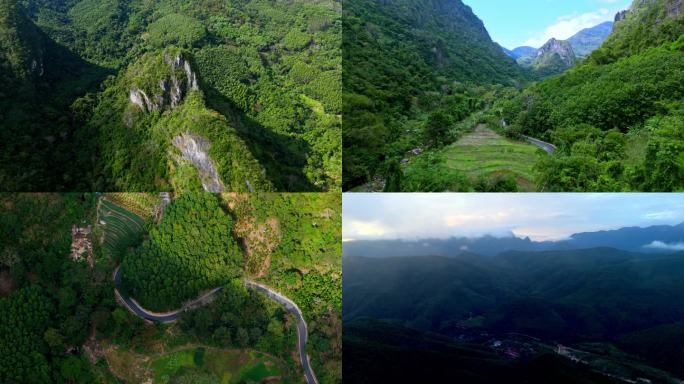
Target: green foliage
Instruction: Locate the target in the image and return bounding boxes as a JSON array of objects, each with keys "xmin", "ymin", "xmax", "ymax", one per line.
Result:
[
  {"xmin": 499, "ymin": 39, "xmax": 684, "ymax": 191},
  {"xmin": 179, "ymin": 280, "xmax": 270, "ymax": 349},
  {"xmin": 596, "ymin": 0, "xmax": 684, "ymax": 61},
  {"xmin": 90, "ymin": 49, "xmax": 272, "ymax": 192},
  {"xmin": 147, "ymin": 14, "xmax": 206, "ymax": 48},
  {"xmin": 342, "ymin": 0, "xmax": 525, "ymax": 189},
  {"xmin": 403, "ymin": 152, "xmax": 472, "ymax": 192},
  {"xmin": 383, "ymin": 159, "xmax": 402, "ymax": 192},
  {"xmin": 0, "ymin": 285, "xmax": 53, "ymax": 384},
  {"xmin": 121, "ymin": 193, "xmax": 240, "ymax": 311},
  {"xmin": 0, "ymin": 194, "xmax": 116, "ymax": 383},
  {"xmin": 283, "ymin": 28, "xmax": 311, "ymax": 50},
  {"xmin": 424, "ymin": 111, "xmax": 454, "ymax": 148},
  {"xmin": 2, "ymin": 0, "xmax": 342, "ymax": 191}
]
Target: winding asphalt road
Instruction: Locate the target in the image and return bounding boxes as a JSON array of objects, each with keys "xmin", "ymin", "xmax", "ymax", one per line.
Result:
[
  {"xmin": 112, "ymin": 267, "xmax": 318, "ymax": 384},
  {"xmin": 523, "ymin": 135, "xmax": 557, "ymax": 154},
  {"xmin": 245, "ymin": 280, "xmax": 318, "ymax": 384}
]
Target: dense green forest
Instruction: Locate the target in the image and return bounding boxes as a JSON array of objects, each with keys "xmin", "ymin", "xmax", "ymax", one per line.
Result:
[
  {"xmin": 343, "ymin": 0, "xmax": 684, "ymax": 192},
  {"xmin": 120, "ymin": 193, "xmax": 240, "ymax": 311},
  {"xmin": 224, "ymin": 192, "xmax": 342, "ymax": 383},
  {"xmin": 0, "ymin": 0, "xmax": 341, "ymax": 191},
  {"xmin": 0, "ymin": 193, "xmax": 341, "ymax": 383},
  {"xmin": 0, "ymin": 194, "xmax": 121, "ymax": 383}
]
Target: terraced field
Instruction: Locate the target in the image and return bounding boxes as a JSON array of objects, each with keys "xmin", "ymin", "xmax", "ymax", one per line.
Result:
[
  {"xmin": 148, "ymin": 347, "xmax": 282, "ymax": 384},
  {"xmin": 104, "ymin": 193, "xmax": 160, "ymax": 222},
  {"xmin": 98, "ymin": 198, "xmax": 146, "ymax": 258},
  {"xmin": 443, "ymin": 125, "xmax": 541, "ymax": 191}
]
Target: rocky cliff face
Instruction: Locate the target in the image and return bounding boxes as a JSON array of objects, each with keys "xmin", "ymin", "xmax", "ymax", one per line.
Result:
[
  {"xmin": 536, "ymin": 38, "xmax": 576, "ymax": 67},
  {"xmin": 129, "ymin": 52, "xmax": 199, "ymax": 113},
  {"xmin": 171, "ymin": 133, "xmax": 225, "ymax": 192}
]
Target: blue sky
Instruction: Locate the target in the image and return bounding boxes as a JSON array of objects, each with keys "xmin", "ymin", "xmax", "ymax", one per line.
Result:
[
  {"xmin": 463, "ymin": 0, "xmax": 632, "ymax": 49},
  {"xmin": 343, "ymin": 194, "xmax": 684, "ymax": 241}
]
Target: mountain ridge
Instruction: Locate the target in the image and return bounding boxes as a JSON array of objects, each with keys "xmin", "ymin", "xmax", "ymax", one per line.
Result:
[
  {"xmin": 343, "ymin": 221, "xmax": 684, "ymax": 257},
  {"xmin": 503, "ymin": 21, "xmax": 613, "ymax": 76}
]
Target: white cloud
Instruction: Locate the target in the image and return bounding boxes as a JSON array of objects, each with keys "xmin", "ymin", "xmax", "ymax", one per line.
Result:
[
  {"xmin": 524, "ymin": 8, "xmax": 614, "ymax": 47},
  {"xmin": 644, "ymin": 241, "xmax": 684, "ymax": 251}
]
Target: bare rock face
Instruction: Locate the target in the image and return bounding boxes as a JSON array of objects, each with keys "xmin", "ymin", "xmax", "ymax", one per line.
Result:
[
  {"xmin": 128, "ymin": 52, "xmax": 200, "ymax": 113},
  {"xmin": 536, "ymin": 38, "xmax": 576, "ymax": 67},
  {"xmin": 172, "ymin": 133, "xmax": 225, "ymax": 192}
]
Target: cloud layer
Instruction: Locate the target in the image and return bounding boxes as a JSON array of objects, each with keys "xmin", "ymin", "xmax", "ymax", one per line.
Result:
[
  {"xmin": 645, "ymin": 241, "xmax": 684, "ymax": 251},
  {"xmin": 343, "ymin": 194, "xmax": 684, "ymax": 242}
]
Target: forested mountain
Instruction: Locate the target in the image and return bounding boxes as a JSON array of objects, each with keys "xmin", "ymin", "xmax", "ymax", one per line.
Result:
[
  {"xmin": 496, "ymin": 0, "xmax": 684, "ymax": 191},
  {"xmin": 344, "ymin": 248, "xmax": 684, "ymax": 382},
  {"xmin": 530, "ymin": 38, "xmax": 577, "ymax": 77},
  {"xmin": 343, "ymin": 221, "xmax": 684, "ymax": 257},
  {"xmin": 343, "ymin": 0, "xmax": 525, "ymax": 190},
  {"xmin": 506, "ymin": 22, "xmax": 613, "ymax": 77},
  {"xmin": 0, "ymin": 0, "xmax": 341, "ymax": 191}
]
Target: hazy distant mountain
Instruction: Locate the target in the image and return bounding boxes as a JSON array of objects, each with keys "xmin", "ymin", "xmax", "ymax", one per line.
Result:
[
  {"xmin": 343, "ymin": 221, "xmax": 684, "ymax": 257},
  {"xmin": 567, "ymin": 21, "xmax": 614, "ymax": 57},
  {"xmin": 503, "ymin": 46, "xmax": 537, "ymax": 60}
]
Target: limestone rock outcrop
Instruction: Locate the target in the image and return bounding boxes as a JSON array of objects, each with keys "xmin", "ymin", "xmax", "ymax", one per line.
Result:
[
  {"xmin": 129, "ymin": 52, "xmax": 199, "ymax": 113},
  {"xmin": 171, "ymin": 133, "xmax": 225, "ymax": 192}
]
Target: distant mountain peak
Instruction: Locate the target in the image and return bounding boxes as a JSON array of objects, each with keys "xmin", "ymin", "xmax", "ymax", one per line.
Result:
[{"xmin": 502, "ymin": 20, "xmax": 613, "ymax": 76}]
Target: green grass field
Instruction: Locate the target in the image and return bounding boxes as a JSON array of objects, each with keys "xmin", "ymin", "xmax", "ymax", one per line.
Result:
[
  {"xmin": 99, "ymin": 198, "xmax": 146, "ymax": 257},
  {"xmin": 149, "ymin": 347, "xmax": 282, "ymax": 384},
  {"xmin": 443, "ymin": 125, "xmax": 542, "ymax": 191}
]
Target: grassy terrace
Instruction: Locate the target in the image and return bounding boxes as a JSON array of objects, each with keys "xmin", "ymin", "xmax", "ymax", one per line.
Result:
[
  {"xmin": 443, "ymin": 125, "xmax": 541, "ymax": 191},
  {"xmin": 149, "ymin": 347, "xmax": 282, "ymax": 384}
]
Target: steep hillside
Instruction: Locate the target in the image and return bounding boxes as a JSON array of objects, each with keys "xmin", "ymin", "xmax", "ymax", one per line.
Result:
[
  {"xmin": 0, "ymin": 0, "xmax": 43, "ymax": 90},
  {"xmin": 90, "ymin": 48, "xmax": 271, "ymax": 192},
  {"xmin": 343, "ymin": 0, "xmax": 526, "ymax": 190},
  {"xmin": 497, "ymin": 0, "xmax": 684, "ymax": 191},
  {"xmin": 596, "ymin": 0, "xmax": 684, "ymax": 61},
  {"xmin": 1, "ymin": 0, "xmax": 342, "ymax": 191},
  {"xmin": 0, "ymin": 0, "xmax": 108, "ymax": 191}
]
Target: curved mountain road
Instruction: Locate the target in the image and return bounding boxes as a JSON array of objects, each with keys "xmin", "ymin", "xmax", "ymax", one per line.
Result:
[
  {"xmin": 113, "ymin": 267, "xmax": 318, "ymax": 384},
  {"xmin": 523, "ymin": 135, "xmax": 557, "ymax": 154}
]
